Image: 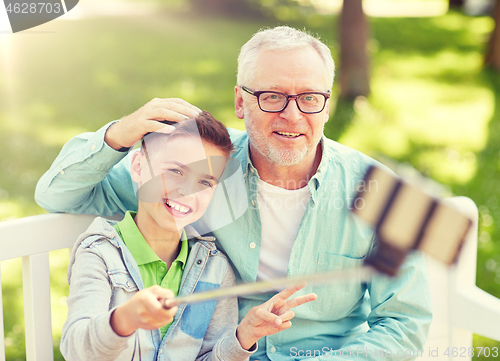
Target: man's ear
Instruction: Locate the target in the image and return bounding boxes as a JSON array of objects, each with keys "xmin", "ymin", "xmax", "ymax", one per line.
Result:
[
  {"xmin": 323, "ymin": 98, "xmax": 331, "ymax": 124},
  {"xmin": 130, "ymin": 150, "xmax": 144, "ymax": 185},
  {"xmin": 235, "ymin": 86, "xmax": 245, "ymax": 119}
]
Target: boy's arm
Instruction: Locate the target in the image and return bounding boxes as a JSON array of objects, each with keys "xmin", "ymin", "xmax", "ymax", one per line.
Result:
[
  {"xmin": 35, "ymin": 121, "xmax": 137, "ymax": 216},
  {"xmin": 196, "ymin": 267, "xmax": 256, "ymax": 361},
  {"xmin": 60, "ymin": 243, "xmax": 133, "ymax": 361}
]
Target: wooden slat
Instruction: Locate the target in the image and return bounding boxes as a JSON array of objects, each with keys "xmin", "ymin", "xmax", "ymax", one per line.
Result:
[
  {"xmin": 454, "ymin": 286, "xmax": 500, "ymax": 342},
  {"xmin": 0, "ymin": 264, "xmax": 6, "ymax": 361},
  {"xmin": 0, "ymin": 214, "xmax": 96, "ymax": 261},
  {"xmin": 0, "ymin": 214, "xmax": 112, "ymax": 361},
  {"xmin": 22, "ymin": 253, "xmax": 53, "ymax": 361}
]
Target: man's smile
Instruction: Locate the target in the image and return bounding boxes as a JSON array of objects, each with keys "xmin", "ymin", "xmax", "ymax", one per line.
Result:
[{"xmin": 274, "ymin": 131, "xmax": 304, "ymax": 139}]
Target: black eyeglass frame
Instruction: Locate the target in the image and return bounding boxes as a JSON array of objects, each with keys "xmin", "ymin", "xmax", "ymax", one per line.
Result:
[{"xmin": 241, "ymin": 86, "xmax": 331, "ymax": 114}]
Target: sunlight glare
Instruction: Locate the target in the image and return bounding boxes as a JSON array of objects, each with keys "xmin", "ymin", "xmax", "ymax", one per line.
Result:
[
  {"xmin": 0, "ymin": 1, "xmax": 12, "ymax": 33},
  {"xmin": 0, "ymin": 3, "xmax": 16, "ymax": 131}
]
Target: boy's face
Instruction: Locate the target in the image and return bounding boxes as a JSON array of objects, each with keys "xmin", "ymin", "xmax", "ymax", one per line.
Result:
[{"xmin": 131, "ymin": 135, "xmax": 227, "ymax": 234}]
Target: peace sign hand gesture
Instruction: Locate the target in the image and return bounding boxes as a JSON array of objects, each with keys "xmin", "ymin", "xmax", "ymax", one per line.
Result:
[{"xmin": 236, "ymin": 281, "xmax": 317, "ymax": 350}]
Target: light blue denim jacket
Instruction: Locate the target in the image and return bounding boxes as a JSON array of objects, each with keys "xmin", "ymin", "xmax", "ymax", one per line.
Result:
[
  {"xmin": 60, "ymin": 217, "xmax": 255, "ymax": 361},
  {"xmin": 38, "ymin": 122, "xmax": 432, "ymax": 361}
]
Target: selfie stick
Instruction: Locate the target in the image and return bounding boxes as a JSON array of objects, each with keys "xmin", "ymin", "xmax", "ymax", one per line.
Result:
[
  {"xmin": 160, "ymin": 165, "xmax": 473, "ymax": 309},
  {"xmin": 162, "ymin": 266, "xmax": 375, "ymax": 308}
]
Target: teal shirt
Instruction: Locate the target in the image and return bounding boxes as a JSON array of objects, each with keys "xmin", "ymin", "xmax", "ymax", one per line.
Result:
[
  {"xmin": 113, "ymin": 211, "xmax": 188, "ymax": 338},
  {"xmin": 35, "ymin": 122, "xmax": 432, "ymax": 361},
  {"xmin": 212, "ymin": 130, "xmax": 432, "ymax": 360}
]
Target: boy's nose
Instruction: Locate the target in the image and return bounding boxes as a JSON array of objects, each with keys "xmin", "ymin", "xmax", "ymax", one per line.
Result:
[{"xmin": 178, "ymin": 180, "xmax": 197, "ymax": 198}]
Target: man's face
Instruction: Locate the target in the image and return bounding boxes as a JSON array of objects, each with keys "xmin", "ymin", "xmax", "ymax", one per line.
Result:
[
  {"xmin": 132, "ymin": 135, "xmax": 227, "ymax": 234},
  {"xmin": 235, "ymin": 46, "xmax": 330, "ymax": 169}
]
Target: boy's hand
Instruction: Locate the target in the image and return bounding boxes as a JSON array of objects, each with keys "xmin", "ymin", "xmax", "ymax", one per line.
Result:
[
  {"xmin": 105, "ymin": 98, "xmax": 201, "ymax": 150},
  {"xmin": 110, "ymin": 285, "xmax": 179, "ymax": 337},
  {"xmin": 236, "ymin": 281, "xmax": 317, "ymax": 350}
]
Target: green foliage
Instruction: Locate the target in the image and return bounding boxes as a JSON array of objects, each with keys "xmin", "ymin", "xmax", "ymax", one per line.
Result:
[
  {"xmin": 1, "ymin": 5, "xmax": 499, "ymax": 360},
  {"xmin": 455, "ymin": 68, "xmax": 500, "ymax": 299},
  {"xmin": 327, "ymin": 10, "xmax": 500, "ymax": 357},
  {"xmin": 189, "ymin": 0, "xmax": 263, "ymax": 18}
]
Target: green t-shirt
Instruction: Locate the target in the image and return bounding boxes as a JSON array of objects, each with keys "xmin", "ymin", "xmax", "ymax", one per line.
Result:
[{"xmin": 113, "ymin": 211, "xmax": 188, "ymax": 338}]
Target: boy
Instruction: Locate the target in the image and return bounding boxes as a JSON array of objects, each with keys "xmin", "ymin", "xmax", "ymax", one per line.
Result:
[{"xmin": 61, "ymin": 111, "xmax": 316, "ymax": 361}]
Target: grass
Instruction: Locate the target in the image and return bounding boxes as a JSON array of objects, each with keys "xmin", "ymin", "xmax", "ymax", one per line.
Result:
[{"xmin": 0, "ymin": 5, "xmax": 499, "ymax": 360}]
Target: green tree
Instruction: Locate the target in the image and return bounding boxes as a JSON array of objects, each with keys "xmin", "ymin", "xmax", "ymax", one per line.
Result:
[
  {"xmin": 338, "ymin": 0, "xmax": 370, "ymax": 99},
  {"xmin": 189, "ymin": 0, "xmax": 265, "ymax": 17},
  {"xmin": 449, "ymin": 0, "xmax": 465, "ymax": 8},
  {"xmin": 327, "ymin": 0, "xmax": 370, "ymax": 141},
  {"xmin": 485, "ymin": 1, "xmax": 500, "ymax": 70}
]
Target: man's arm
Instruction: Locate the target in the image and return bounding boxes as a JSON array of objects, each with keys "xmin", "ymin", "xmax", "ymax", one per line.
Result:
[
  {"xmin": 35, "ymin": 121, "xmax": 136, "ymax": 216},
  {"xmin": 306, "ymin": 252, "xmax": 432, "ymax": 361},
  {"xmin": 35, "ymin": 98, "xmax": 201, "ymax": 216}
]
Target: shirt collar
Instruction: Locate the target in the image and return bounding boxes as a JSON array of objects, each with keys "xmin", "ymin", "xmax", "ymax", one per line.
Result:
[
  {"xmin": 236, "ymin": 138, "xmax": 256, "ymax": 178},
  {"xmin": 176, "ymin": 230, "xmax": 189, "ymax": 270},
  {"xmin": 308, "ymin": 137, "xmax": 327, "ymax": 191},
  {"xmin": 115, "ymin": 211, "xmax": 189, "ymax": 269}
]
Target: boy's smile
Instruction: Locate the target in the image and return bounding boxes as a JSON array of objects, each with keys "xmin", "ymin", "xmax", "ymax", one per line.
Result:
[
  {"xmin": 163, "ymin": 198, "xmax": 192, "ymax": 216},
  {"xmin": 131, "ymin": 134, "xmax": 227, "ymax": 241}
]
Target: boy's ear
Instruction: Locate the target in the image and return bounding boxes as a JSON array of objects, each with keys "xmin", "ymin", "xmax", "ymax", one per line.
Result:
[{"xmin": 130, "ymin": 151, "xmax": 144, "ymax": 185}]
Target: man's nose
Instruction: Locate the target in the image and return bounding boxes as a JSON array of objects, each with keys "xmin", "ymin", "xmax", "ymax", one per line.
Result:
[{"xmin": 280, "ymin": 97, "xmax": 302, "ymax": 122}]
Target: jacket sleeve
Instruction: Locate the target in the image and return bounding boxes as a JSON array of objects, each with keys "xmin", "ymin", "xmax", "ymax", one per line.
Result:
[
  {"xmin": 60, "ymin": 242, "xmax": 133, "ymax": 361},
  {"xmin": 196, "ymin": 265, "xmax": 256, "ymax": 361},
  {"xmin": 305, "ymin": 251, "xmax": 432, "ymax": 361},
  {"xmin": 34, "ymin": 121, "xmax": 138, "ymax": 217}
]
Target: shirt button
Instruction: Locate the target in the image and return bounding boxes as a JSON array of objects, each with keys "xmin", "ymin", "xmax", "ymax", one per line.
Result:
[
  {"xmin": 126, "ymin": 281, "xmax": 130, "ymax": 287},
  {"xmin": 60, "ymin": 170, "xmax": 65, "ymax": 175},
  {"xmin": 91, "ymin": 144, "xmax": 96, "ymax": 151},
  {"xmin": 249, "ymin": 242, "xmax": 256, "ymax": 249},
  {"xmin": 251, "ymin": 200, "xmax": 255, "ymax": 207},
  {"xmin": 270, "ymin": 346, "xmax": 276, "ymax": 353},
  {"xmin": 159, "ymin": 266, "xmax": 165, "ymax": 272},
  {"xmin": 162, "ymin": 284, "xmax": 167, "ymax": 288},
  {"xmin": 159, "ymin": 349, "xmax": 163, "ymax": 353}
]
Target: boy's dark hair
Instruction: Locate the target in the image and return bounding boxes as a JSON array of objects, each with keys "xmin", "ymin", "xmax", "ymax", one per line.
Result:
[{"xmin": 142, "ymin": 111, "xmax": 234, "ymax": 157}]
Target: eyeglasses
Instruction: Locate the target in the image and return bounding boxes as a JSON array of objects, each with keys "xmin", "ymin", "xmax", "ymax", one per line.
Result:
[{"xmin": 241, "ymin": 86, "xmax": 330, "ymax": 114}]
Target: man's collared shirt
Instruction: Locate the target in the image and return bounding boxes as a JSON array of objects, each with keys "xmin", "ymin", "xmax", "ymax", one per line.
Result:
[
  {"xmin": 36, "ymin": 122, "xmax": 432, "ymax": 361},
  {"xmin": 113, "ymin": 211, "xmax": 188, "ymax": 338},
  {"xmin": 210, "ymin": 129, "xmax": 431, "ymax": 361}
]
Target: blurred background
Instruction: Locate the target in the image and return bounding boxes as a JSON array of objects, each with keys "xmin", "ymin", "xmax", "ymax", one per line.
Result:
[{"xmin": 1, "ymin": 0, "xmax": 499, "ymax": 359}]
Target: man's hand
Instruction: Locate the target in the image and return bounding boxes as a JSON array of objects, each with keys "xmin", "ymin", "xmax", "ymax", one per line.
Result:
[
  {"xmin": 110, "ymin": 285, "xmax": 179, "ymax": 337},
  {"xmin": 105, "ymin": 98, "xmax": 201, "ymax": 150},
  {"xmin": 236, "ymin": 282, "xmax": 317, "ymax": 350}
]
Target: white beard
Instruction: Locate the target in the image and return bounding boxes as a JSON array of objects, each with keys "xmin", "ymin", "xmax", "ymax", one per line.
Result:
[
  {"xmin": 244, "ymin": 109, "xmax": 324, "ymax": 167},
  {"xmin": 247, "ymin": 126, "xmax": 309, "ymax": 166},
  {"xmin": 244, "ymin": 115, "xmax": 317, "ymax": 167}
]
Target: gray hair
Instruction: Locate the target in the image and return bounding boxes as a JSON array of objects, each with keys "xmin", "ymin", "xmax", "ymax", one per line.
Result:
[{"xmin": 237, "ymin": 26, "xmax": 335, "ymax": 89}]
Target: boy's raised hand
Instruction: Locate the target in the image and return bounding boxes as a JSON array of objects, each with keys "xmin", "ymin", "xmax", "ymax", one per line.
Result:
[
  {"xmin": 236, "ymin": 282, "xmax": 317, "ymax": 350},
  {"xmin": 110, "ymin": 285, "xmax": 178, "ymax": 337},
  {"xmin": 104, "ymin": 98, "xmax": 201, "ymax": 151}
]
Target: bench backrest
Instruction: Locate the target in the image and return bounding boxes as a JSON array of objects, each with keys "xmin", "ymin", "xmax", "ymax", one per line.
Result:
[
  {"xmin": 417, "ymin": 196, "xmax": 500, "ymax": 360},
  {"xmin": 0, "ymin": 213, "xmax": 96, "ymax": 361},
  {"xmin": 0, "ymin": 197, "xmax": 499, "ymax": 361}
]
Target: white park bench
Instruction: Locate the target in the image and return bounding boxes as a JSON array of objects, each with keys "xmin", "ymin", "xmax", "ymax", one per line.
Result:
[{"xmin": 0, "ymin": 197, "xmax": 499, "ymax": 361}]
